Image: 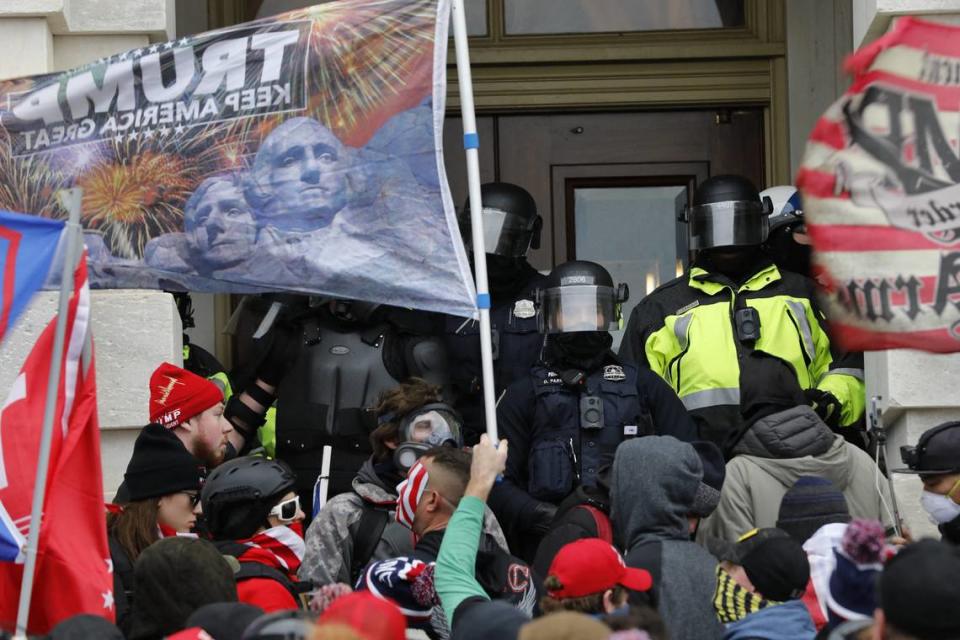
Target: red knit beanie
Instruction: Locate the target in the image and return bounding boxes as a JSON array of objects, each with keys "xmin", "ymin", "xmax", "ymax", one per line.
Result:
[{"xmin": 149, "ymin": 362, "xmax": 223, "ymax": 429}]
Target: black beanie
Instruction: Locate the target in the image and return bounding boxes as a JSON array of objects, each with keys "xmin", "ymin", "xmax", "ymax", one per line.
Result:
[
  {"xmin": 777, "ymin": 476, "xmax": 851, "ymax": 543},
  {"xmin": 124, "ymin": 423, "xmax": 205, "ymax": 501}
]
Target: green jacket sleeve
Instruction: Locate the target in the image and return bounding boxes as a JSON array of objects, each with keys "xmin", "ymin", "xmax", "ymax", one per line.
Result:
[{"xmin": 436, "ymin": 496, "xmax": 489, "ymax": 625}]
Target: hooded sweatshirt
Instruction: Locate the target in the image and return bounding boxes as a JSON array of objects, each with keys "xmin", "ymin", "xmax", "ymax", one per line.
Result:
[
  {"xmin": 724, "ymin": 599, "xmax": 816, "ymax": 640},
  {"xmin": 698, "ymin": 407, "xmax": 892, "ymax": 543},
  {"xmin": 612, "ymin": 436, "xmax": 724, "ymax": 640},
  {"xmin": 300, "ymin": 457, "xmax": 414, "ymax": 585}
]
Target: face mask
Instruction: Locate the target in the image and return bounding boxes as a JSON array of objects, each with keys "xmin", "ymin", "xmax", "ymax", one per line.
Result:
[
  {"xmin": 395, "ymin": 461, "xmax": 429, "ymax": 530},
  {"xmin": 546, "ymin": 331, "xmax": 613, "ymax": 371},
  {"xmin": 921, "ymin": 490, "xmax": 960, "ymax": 524}
]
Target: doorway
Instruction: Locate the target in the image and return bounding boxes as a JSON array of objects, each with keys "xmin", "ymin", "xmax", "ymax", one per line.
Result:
[{"xmin": 443, "ymin": 109, "xmax": 764, "ymax": 346}]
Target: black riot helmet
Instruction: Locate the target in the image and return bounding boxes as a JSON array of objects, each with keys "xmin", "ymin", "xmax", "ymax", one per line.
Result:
[
  {"xmin": 459, "ymin": 182, "xmax": 542, "ymax": 257},
  {"xmin": 201, "ymin": 457, "xmax": 296, "ymax": 540},
  {"xmin": 536, "ymin": 260, "xmax": 628, "ymax": 334},
  {"xmin": 684, "ymin": 175, "xmax": 772, "ymax": 250}
]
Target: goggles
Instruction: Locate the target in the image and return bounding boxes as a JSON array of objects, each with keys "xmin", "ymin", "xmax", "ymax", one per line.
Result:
[{"xmin": 268, "ymin": 495, "xmax": 301, "ymax": 522}]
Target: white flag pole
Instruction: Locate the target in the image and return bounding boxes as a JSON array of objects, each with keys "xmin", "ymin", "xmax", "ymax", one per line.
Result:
[
  {"xmin": 13, "ymin": 188, "xmax": 83, "ymax": 639},
  {"xmin": 450, "ymin": 0, "xmax": 498, "ymax": 443}
]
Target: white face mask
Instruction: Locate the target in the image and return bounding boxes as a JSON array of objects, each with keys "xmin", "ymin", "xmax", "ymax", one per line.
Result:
[{"xmin": 921, "ymin": 490, "xmax": 960, "ymax": 524}]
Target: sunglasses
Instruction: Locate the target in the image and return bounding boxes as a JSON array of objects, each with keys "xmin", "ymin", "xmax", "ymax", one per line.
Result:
[
  {"xmin": 181, "ymin": 491, "xmax": 201, "ymax": 508},
  {"xmin": 268, "ymin": 495, "xmax": 301, "ymax": 522}
]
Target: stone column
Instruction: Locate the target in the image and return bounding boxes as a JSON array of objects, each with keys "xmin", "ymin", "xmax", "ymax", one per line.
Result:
[{"xmin": 0, "ymin": 0, "xmax": 178, "ymax": 498}]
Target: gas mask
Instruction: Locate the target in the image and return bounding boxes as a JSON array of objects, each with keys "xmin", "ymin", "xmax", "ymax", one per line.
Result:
[{"xmin": 390, "ymin": 403, "xmax": 464, "ymax": 473}]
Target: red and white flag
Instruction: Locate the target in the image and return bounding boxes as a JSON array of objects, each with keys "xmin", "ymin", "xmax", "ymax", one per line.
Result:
[
  {"xmin": 800, "ymin": 16, "xmax": 960, "ymax": 352},
  {"xmin": 0, "ymin": 254, "xmax": 114, "ymax": 634}
]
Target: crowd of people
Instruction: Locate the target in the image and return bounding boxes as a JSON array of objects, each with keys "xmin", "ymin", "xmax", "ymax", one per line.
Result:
[{"xmin": 24, "ymin": 176, "xmax": 960, "ymax": 640}]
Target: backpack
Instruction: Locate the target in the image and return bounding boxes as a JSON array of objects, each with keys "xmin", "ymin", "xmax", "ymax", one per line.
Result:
[
  {"xmin": 348, "ymin": 503, "xmax": 391, "ymax": 581},
  {"xmin": 215, "ymin": 540, "xmax": 311, "ymax": 607}
]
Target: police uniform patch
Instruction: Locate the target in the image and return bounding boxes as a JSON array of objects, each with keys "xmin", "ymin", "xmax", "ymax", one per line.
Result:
[
  {"xmin": 330, "ymin": 345, "xmax": 350, "ymax": 355},
  {"xmin": 603, "ymin": 365, "xmax": 626, "ymax": 381},
  {"xmin": 513, "ymin": 299, "xmax": 535, "ymax": 319}
]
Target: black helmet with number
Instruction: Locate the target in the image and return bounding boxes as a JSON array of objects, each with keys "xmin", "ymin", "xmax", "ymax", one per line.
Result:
[
  {"xmin": 201, "ymin": 457, "xmax": 296, "ymax": 540},
  {"xmin": 536, "ymin": 260, "xmax": 628, "ymax": 334},
  {"xmin": 459, "ymin": 182, "xmax": 542, "ymax": 257},
  {"xmin": 685, "ymin": 175, "xmax": 772, "ymax": 250}
]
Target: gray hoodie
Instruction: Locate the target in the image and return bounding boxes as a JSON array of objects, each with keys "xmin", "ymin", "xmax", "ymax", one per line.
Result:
[
  {"xmin": 699, "ymin": 406, "xmax": 892, "ymax": 543},
  {"xmin": 612, "ymin": 436, "xmax": 724, "ymax": 640}
]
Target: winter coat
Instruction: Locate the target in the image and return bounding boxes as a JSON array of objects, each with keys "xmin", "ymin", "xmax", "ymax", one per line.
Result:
[
  {"xmin": 698, "ymin": 407, "xmax": 892, "ymax": 543},
  {"xmin": 724, "ymin": 599, "xmax": 816, "ymax": 640},
  {"xmin": 612, "ymin": 436, "xmax": 724, "ymax": 640},
  {"xmin": 300, "ymin": 458, "xmax": 414, "ymax": 586}
]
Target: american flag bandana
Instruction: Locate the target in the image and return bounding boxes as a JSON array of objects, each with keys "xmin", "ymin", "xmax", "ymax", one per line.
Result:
[
  {"xmin": 799, "ymin": 16, "xmax": 960, "ymax": 353},
  {"xmin": 395, "ymin": 461, "xmax": 429, "ymax": 530}
]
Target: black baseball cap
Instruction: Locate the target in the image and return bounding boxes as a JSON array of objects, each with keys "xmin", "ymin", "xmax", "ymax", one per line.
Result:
[
  {"xmin": 895, "ymin": 421, "xmax": 960, "ymax": 476},
  {"xmin": 709, "ymin": 528, "xmax": 810, "ymax": 601},
  {"xmin": 880, "ymin": 540, "xmax": 960, "ymax": 639}
]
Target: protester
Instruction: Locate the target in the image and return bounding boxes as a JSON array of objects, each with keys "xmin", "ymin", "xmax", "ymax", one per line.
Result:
[
  {"xmin": 699, "ymin": 352, "xmax": 891, "ymax": 543},
  {"xmin": 201, "ymin": 457, "xmax": 307, "ymax": 612},
  {"xmin": 539, "ymin": 538, "xmax": 652, "ymax": 615},
  {"xmin": 820, "ymin": 519, "xmax": 885, "ymax": 635},
  {"xmin": 601, "ymin": 604, "xmax": 669, "ymax": 640},
  {"xmin": 492, "ymin": 260, "xmax": 698, "ymax": 558},
  {"xmin": 302, "ymin": 380, "xmax": 484, "ymax": 587},
  {"xmin": 514, "ymin": 611, "xmax": 610, "ymax": 640},
  {"xmin": 776, "ymin": 477, "xmax": 853, "ymax": 631},
  {"xmin": 619, "ymin": 174, "xmax": 864, "ymax": 451},
  {"xmin": 434, "ymin": 435, "xmax": 531, "ymax": 640},
  {"xmin": 357, "ymin": 447, "xmax": 524, "ymax": 637},
  {"xmin": 108, "ymin": 422, "xmax": 206, "ymax": 635},
  {"xmin": 127, "ymin": 537, "xmax": 238, "ymax": 640},
  {"xmin": 611, "ymin": 436, "xmax": 724, "ymax": 639},
  {"xmin": 872, "ymin": 539, "xmax": 960, "ymax": 640},
  {"xmin": 895, "ymin": 421, "xmax": 960, "ymax": 546},
  {"xmin": 711, "ymin": 528, "xmax": 815, "ymax": 640},
  {"xmin": 241, "ymin": 610, "xmax": 315, "ymax": 639},
  {"xmin": 318, "ymin": 591, "xmax": 407, "ymax": 640},
  {"xmin": 442, "ymin": 182, "xmax": 547, "ymax": 444},
  {"xmin": 46, "ymin": 614, "xmax": 125, "ymax": 640},
  {"xmin": 184, "ymin": 602, "xmax": 265, "ymax": 640}
]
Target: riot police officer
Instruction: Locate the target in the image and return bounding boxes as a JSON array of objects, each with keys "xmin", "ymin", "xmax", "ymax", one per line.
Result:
[
  {"xmin": 442, "ymin": 182, "xmax": 547, "ymax": 444},
  {"xmin": 761, "ymin": 185, "xmax": 812, "ymax": 278},
  {"xmin": 243, "ymin": 297, "xmax": 447, "ymax": 519},
  {"xmin": 489, "ymin": 260, "xmax": 697, "ymax": 557},
  {"xmin": 619, "ymin": 175, "xmax": 865, "ymax": 452}
]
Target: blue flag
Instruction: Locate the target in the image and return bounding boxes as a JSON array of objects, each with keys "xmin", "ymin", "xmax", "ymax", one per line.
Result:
[{"xmin": 0, "ymin": 209, "xmax": 64, "ymax": 342}]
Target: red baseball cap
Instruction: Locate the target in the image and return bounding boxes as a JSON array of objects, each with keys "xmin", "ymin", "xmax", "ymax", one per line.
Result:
[
  {"xmin": 547, "ymin": 538, "xmax": 653, "ymax": 598},
  {"xmin": 319, "ymin": 591, "xmax": 406, "ymax": 640},
  {"xmin": 149, "ymin": 362, "xmax": 223, "ymax": 429}
]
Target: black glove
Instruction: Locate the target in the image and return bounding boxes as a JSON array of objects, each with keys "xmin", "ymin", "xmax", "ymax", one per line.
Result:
[
  {"xmin": 256, "ymin": 320, "xmax": 302, "ymax": 387},
  {"xmin": 528, "ymin": 501, "xmax": 558, "ymax": 537},
  {"xmin": 804, "ymin": 388, "xmax": 842, "ymax": 428}
]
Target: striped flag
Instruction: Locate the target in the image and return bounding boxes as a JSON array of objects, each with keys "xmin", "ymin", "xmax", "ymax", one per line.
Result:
[
  {"xmin": 0, "ymin": 210, "xmax": 63, "ymax": 343},
  {"xmin": 799, "ymin": 16, "xmax": 960, "ymax": 352}
]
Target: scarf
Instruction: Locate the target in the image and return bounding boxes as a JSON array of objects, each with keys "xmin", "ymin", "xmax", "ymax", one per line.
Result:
[
  {"xmin": 157, "ymin": 522, "xmax": 197, "ymax": 539},
  {"xmin": 714, "ymin": 565, "xmax": 778, "ymax": 624},
  {"xmin": 236, "ymin": 524, "xmax": 306, "ymax": 579}
]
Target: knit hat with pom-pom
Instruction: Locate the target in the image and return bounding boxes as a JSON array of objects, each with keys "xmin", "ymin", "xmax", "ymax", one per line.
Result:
[{"xmin": 825, "ymin": 518, "xmax": 886, "ymax": 625}]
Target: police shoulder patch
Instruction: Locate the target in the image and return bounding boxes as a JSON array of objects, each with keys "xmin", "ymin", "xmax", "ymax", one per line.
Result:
[{"xmin": 603, "ymin": 365, "xmax": 626, "ymax": 381}]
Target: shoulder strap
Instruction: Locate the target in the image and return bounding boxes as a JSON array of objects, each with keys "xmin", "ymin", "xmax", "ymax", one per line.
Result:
[
  {"xmin": 577, "ymin": 505, "xmax": 613, "ymax": 544},
  {"xmin": 349, "ymin": 502, "xmax": 390, "ymax": 581},
  {"xmin": 234, "ymin": 561, "xmax": 303, "ymax": 601}
]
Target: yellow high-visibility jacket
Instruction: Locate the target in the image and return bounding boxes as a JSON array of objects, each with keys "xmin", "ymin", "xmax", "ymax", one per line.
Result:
[{"xmin": 619, "ymin": 262, "xmax": 864, "ymax": 449}]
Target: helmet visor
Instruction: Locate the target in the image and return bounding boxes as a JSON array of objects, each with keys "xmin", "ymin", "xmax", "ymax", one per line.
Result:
[
  {"xmin": 688, "ymin": 200, "xmax": 769, "ymax": 249},
  {"xmin": 538, "ymin": 285, "xmax": 619, "ymax": 334},
  {"xmin": 401, "ymin": 406, "xmax": 464, "ymax": 448},
  {"xmin": 460, "ymin": 206, "xmax": 534, "ymax": 257}
]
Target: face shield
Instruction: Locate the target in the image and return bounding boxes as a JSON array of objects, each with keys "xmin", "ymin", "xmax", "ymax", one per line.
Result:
[
  {"xmin": 460, "ymin": 206, "xmax": 539, "ymax": 257},
  {"xmin": 537, "ymin": 284, "xmax": 626, "ymax": 334},
  {"xmin": 687, "ymin": 199, "xmax": 771, "ymax": 250}
]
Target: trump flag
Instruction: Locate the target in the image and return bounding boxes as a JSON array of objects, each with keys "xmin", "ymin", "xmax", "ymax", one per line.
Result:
[
  {"xmin": 0, "ymin": 210, "xmax": 63, "ymax": 342},
  {"xmin": 0, "ymin": 0, "xmax": 476, "ymax": 317},
  {"xmin": 800, "ymin": 17, "xmax": 960, "ymax": 352},
  {"xmin": 0, "ymin": 255, "xmax": 114, "ymax": 633}
]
